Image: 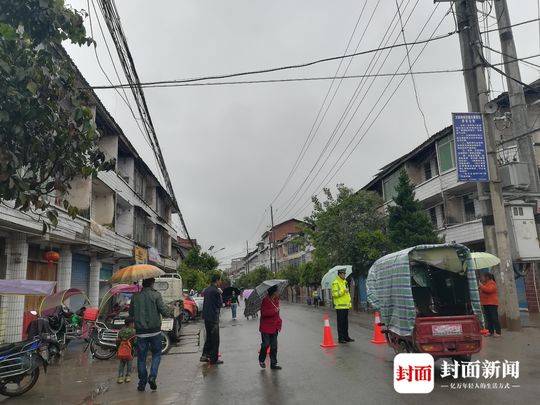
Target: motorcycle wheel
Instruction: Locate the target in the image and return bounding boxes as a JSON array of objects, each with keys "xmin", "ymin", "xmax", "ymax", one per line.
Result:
[
  {"xmin": 90, "ymin": 340, "xmax": 116, "ymax": 360},
  {"xmin": 161, "ymin": 332, "xmax": 171, "ymax": 355},
  {"xmin": 0, "ymin": 367, "xmax": 40, "ymax": 397},
  {"xmin": 171, "ymin": 318, "xmax": 181, "ymax": 342}
]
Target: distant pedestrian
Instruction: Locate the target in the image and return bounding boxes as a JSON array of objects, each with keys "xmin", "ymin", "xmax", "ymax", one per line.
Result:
[
  {"xmin": 259, "ymin": 285, "xmax": 282, "ymax": 370},
  {"xmin": 129, "ymin": 278, "xmax": 173, "ymax": 392},
  {"xmin": 201, "ymin": 273, "xmax": 223, "ymax": 365},
  {"xmin": 189, "ymin": 288, "xmax": 195, "ymax": 296},
  {"xmin": 312, "ymin": 289, "xmax": 320, "ymax": 308},
  {"xmin": 231, "ymin": 291, "xmax": 239, "ymax": 320},
  {"xmin": 116, "ymin": 317, "xmax": 136, "ymax": 384},
  {"xmin": 331, "ymin": 269, "xmax": 354, "ymax": 344},
  {"xmin": 479, "ymin": 273, "xmax": 501, "ymax": 337}
]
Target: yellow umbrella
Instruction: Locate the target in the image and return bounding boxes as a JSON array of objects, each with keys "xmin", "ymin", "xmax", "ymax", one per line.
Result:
[
  {"xmin": 470, "ymin": 252, "xmax": 500, "ymax": 269},
  {"xmin": 110, "ymin": 264, "xmax": 165, "ymax": 283}
]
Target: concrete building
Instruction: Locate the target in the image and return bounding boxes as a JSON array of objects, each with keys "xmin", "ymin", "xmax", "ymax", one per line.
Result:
[
  {"xmin": 362, "ymin": 84, "xmax": 540, "ymax": 317},
  {"xmin": 227, "ymin": 219, "xmax": 313, "ymax": 281},
  {"xmin": 0, "ymin": 53, "xmax": 181, "ymax": 343}
]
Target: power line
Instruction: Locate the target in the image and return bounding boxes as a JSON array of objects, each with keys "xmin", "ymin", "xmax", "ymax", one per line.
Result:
[
  {"xmin": 87, "ymin": 0, "xmax": 163, "ymax": 181},
  {"xmin": 87, "ymin": 17, "xmax": 540, "ymax": 91},
  {"xmin": 286, "ymin": 4, "xmax": 450, "ymax": 221},
  {"xmin": 278, "ymin": 0, "xmax": 430, "ymax": 220},
  {"xmin": 91, "ymin": 32, "xmax": 457, "ymax": 90},
  {"xmin": 395, "ymin": 0, "xmax": 430, "ymax": 137},
  {"xmin": 482, "ymin": 43, "xmax": 540, "ymax": 70},
  {"xmin": 85, "ymin": 57, "xmax": 540, "ymax": 89},
  {"xmin": 268, "ymin": 0, "xmax": 372, "ymax": 207},
  {"xmin": 95, "ymin": 0, "xmax": 194, "ymax": 246}
]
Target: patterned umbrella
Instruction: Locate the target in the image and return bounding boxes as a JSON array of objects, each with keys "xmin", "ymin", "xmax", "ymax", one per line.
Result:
[
  {"xmin": 110, "ymin": 264, "xmax": 165, "ymax": 283},
  {"xmin": 243, "ymin": 279, "xmax": 288, "ymax": 317}
]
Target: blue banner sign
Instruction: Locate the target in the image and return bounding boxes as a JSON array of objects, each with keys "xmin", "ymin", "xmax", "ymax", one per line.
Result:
[{"xmin": 452, "ymin": 112, "xmax": 489, "ymax": 182}]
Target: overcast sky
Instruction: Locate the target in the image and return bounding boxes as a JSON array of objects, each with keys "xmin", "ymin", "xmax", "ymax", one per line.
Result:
[{"xmin": 65, "ymin": 0, "xmax": 540, "ymax": 267}]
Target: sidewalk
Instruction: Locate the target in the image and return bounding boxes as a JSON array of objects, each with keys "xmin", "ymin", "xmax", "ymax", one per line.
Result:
[{"xmin": 0, "ymin": 323, "xmax": 204, "ymax": 404}]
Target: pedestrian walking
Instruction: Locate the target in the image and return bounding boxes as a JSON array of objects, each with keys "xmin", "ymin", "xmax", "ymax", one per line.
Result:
[
  {"xmin": 129, "ymin": 278, "xmax": 173, "ymax": 392},
  {"xmin": 331, "ymin": 269, "xmax": 354, "ymax": 344},
  {"xmin": 116, "ymin": 317, "xmax": 136, "ymax": 384},
  {"xmin": 312, "ymin": 289, "xmax": 320, "ymax": 308},
  {"xmin": 259, "ymin": 285, "xmax": 282, "ymax": 370},
  {"xmin": 479, "ymin": 273, "xmax": 501, "ymax": 337},
  {"xmin": 231, "ymin": 291, "xmax": 239, "ymax": 320},
  {"xmin": 201, "ymin": 273, "xmax": 223, "ymax": 365}
]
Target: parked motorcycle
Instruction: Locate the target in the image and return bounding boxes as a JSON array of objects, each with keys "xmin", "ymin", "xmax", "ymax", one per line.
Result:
[
  {"xmin": 87, "ymin": 321, "xmax": 118, "ymax": 360},
  {"xmin": 0, "ymin": 338, "xmax": 48, "ymax": 397}
]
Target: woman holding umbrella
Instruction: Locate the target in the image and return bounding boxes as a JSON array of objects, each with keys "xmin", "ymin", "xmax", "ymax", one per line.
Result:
[{"xmin": 259, "ymin": 285, "xmax": 282, "ymax": 370}]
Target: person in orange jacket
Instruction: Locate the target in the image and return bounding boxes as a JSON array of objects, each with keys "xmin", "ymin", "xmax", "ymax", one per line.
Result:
[{"xmin": 479, "ymin": 273, "xmax": 501, "ymax": 337}]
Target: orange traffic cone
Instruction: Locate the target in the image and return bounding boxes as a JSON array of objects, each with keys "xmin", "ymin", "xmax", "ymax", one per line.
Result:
[
  {"xmin": 370, "ymin": 312, "xmax": 386, "ymax": 344},
  {"xmin": 320, "ymin": 313, "xmax": 337, "ymax": 348}
]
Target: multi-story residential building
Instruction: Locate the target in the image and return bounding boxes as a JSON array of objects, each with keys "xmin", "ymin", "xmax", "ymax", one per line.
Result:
[
  {"xmin": 0, "ymin": 52, "xmax": 181, "ymax": 343},
  {"xmin": 227, "ymin": 219, "xmax": 313, "ymax": 280},
  {"xmin": 362, "ymin": 84, "xmax": 540, "ymax": 317}
]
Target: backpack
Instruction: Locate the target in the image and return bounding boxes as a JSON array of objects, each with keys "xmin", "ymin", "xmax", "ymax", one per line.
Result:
[{"xmin": 117, "ymin": 337, "xmax": 134, "ymax": 361}]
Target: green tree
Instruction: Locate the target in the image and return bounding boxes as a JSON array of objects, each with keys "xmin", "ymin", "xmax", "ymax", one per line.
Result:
[
  {"xmin": 388, "ymin": 170, "xmax": 441, "ymax": 249},
  {"xmin": 178, "ymin": 267, "xmax": 208, "ymax": 292},
  {"xmin": 0, "ymin": 0, "xmax": 114, "ymax": 231},
  {"xmin": 298, "ymin": 262, "xmax": 325, "ymax": 286},
  {"xmin": 181, "ymin": 248, "xmax": 218, "ymax": 273},
  {"xmin": 235, "ymin": 266, "xmax": 271, "ymax": 289},
  {"xmin": 277, "ymin": 265, "xmax": 301, "ymax": 286},
  {"xmin": 303, "ymin": 185, "xmax": 392, "ymax": 278}
]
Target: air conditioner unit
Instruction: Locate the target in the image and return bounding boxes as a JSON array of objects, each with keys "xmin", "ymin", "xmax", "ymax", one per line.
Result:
[{"xmin": 500, "ymin": 162, "xmax": 530, "ymax": 189}]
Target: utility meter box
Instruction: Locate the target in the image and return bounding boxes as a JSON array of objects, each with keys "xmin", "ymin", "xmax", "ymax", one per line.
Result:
[
  {"xmin": 500, "ymin": 162, "xmax": 530, "ymax": 189},
  {"xmin": 508, "ymin": 205, "xmax": 540, "ymax": 260}
]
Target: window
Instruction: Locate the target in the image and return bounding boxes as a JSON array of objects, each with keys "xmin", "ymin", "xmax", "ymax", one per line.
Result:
[
  {"xmin": 134, "ymin": 168, "xmax": 145, "ymax": 197},
  {"xmin": 382, "ymin": 170, "xmax": 401, "ymax": 202},
  {"xmin": 423, "ymin": 161, "xmax": 433, "ymax": 181},
  {"xmin": 287, "ymin": 243, "xmax": 300, "ymax": 255},
  {"xmin": 156, "ymin": 192, "xmax": 167, "ymax": 219},
  {"xmin": 513, "ymin": 206, "xmax": 524, "ymax": 217},
  {"xmin": 437, "ymin": 135, "xmax": 456, "ymax": 172},
  {"xmin": 133, "ymin": 208, "xmax": 147, "ymax": 245},
  {"xmin": 155, "ymin": 226, "xmax": 169, "ymax": 255},
  {"xmin": 428, "ymin": 207, "xmax": 437, "ymax": 226},
  {"xmin": 463, "ymin": 194, "xmax": 476, "ymax": 222}
]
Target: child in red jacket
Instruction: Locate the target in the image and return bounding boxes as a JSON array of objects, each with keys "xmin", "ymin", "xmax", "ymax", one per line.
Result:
[{"xmin": 259, "ymin": 285, "xmax": 282, "ymax": 370}]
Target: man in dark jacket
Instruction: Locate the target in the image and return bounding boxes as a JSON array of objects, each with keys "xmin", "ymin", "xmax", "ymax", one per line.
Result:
[
  {"xmin": 201, "ymin": 273, "xmax": 223, "ymax": 365},
  {"xmin": 129, "ymin": 278, "xmax": 172, "ymax": 392}
]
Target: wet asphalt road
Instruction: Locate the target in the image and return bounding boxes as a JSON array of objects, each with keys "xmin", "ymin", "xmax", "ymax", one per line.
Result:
[
  {"xmin": 1, "ymin": 303, "xmax": 539, "ymax": 404},
  {"xmin": 193, "ymin": 303, "xmax": 540, "ymax": 405}
]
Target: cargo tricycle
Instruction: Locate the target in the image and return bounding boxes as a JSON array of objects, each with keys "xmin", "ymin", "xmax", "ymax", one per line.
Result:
[{"xmin": 367, "ymin": 244, "xmax": 484, "ymax": 361}]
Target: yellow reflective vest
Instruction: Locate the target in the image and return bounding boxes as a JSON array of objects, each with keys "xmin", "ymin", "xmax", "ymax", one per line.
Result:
[{"xmin": 331, "ymin": 276, "xmax": 352, "ymax": 309}]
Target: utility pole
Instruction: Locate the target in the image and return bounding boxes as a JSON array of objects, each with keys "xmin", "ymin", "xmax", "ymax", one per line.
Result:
[
  {"xmin": 493, "ymin": 0, "xmax": 540, "ymax": 192},
  {"xmin": 245, "ymin": 241, "xmax": 250, "ymax": 274},
  {"xmin": 454, "ymin": 0, "xmax": 521, "ymax": 330},
  {"xmin": 270, "ymin": 205, "xmax": 276, "ymax": 273}
]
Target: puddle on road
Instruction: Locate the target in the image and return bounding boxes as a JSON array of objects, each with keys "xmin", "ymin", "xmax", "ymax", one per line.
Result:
[{"xmin": 76, "ymin": 382, "xmax": 110, "ymax": 405}]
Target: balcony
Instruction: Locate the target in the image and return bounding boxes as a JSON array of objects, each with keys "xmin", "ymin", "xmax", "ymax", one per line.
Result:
[
  {"xmin": 439, "ymin": 219, "xmax": 484, "ymax": 244},
  {"xmin": 414, "ymin": 169, "xmax": 459, "ymax": 202}
]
